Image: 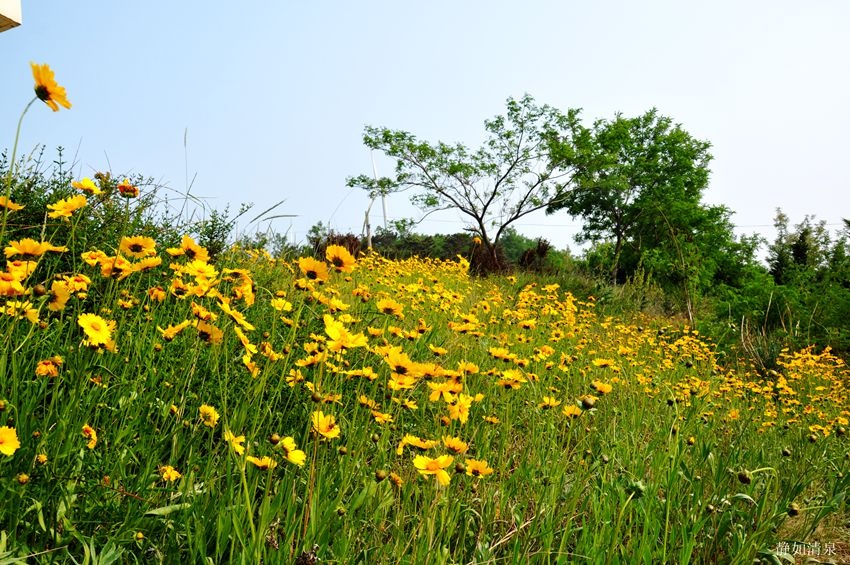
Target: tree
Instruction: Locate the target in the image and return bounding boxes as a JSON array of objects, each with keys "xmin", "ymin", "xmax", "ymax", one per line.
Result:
[
  {"xmin": 347, "ymin": 94, "xmax": 591, "ymax": 273},
  {"xmin": 547, "ymin": 109, "xmax": 715, "ymax": 285}
]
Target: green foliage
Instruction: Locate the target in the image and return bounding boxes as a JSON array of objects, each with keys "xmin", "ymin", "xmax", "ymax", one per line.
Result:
[
  {"xmin": 546, "ymin": 109, "xmax": 762, "ymax": 325},
  {"xmin": 0, "ymin": 147, "xmax": 182, "ymax": 266}
]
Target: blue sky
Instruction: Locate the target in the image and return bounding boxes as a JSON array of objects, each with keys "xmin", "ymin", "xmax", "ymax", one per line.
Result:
[{"xmin": 3, "ymin": 1, "xmax": 849, "ymax": 253}]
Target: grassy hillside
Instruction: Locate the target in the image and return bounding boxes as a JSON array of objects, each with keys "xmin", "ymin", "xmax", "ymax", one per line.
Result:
[{"xmin": 0, "ymin": 213, "xmax": 846, "ymax": 562}]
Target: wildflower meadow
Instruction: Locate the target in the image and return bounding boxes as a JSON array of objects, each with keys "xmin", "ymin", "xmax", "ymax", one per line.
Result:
[{"xmin": 0, "ymin": 63, "xmax": 847, "ymax": 564}]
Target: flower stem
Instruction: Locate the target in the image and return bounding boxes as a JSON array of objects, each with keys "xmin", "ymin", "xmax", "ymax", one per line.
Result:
[{"xmin": 2, "ymin": 97, "xmax": 38, "ymax": 243}]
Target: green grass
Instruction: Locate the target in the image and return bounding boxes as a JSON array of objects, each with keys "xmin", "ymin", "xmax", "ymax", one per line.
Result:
[{"xmin": 0, "ymin": 240, "xmax": 846, "ymax": 563}]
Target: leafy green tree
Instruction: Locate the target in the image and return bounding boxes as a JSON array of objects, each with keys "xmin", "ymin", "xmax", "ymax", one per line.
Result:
[
  {"xmin": 547, "ymin": 109, "xmax": 715, "ymax": 285},
  {"xmin": 546, "ymin": 109, "xmax": 761, "ymax": 324},
  {"xmin": 347, "ymin": 94, "xmax": 591, "ymax": 273}
]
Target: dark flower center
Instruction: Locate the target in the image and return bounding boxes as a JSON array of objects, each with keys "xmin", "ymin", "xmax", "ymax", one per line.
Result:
[{"xmin": 35, "ymin": 86, "xmax": 50, "ymax": 101}]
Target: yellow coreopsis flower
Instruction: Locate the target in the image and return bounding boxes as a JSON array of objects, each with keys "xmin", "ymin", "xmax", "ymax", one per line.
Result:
[
  {"xmin": 297, "ymin": 257, "xmax": 329, "ymax": 282},
  {"xmin": 279, "ymin": 437, "xmax": 306, "ymax": 466},
  {"xmin": 119, "ymin": 236, "xmax": 157, "ymax": 259},
  {"xmin": 323, "ymin": 314, "xmax": 367, "ymax": 352},
  {"xmin": 31, "ymin": 62, "xmax": 72, "ymax": 112},
  {"xmin": 47, "ymin": 195, "xmax": 87, "ymax": 219},
  {"xmin": 0, "ymin": 426, "xmax": 21, "ymax": 456},
  {"xmin": 166, "ymin": 235, "xmax": 209, "ymax": 263},
  {"xmin": 0, "ymin": 271, "xmax": 25, "ymax": 297},
  {"xmin": 35, "ymin": 356, "xmax": 62, "ymax": 377},
  {"xmin": 199, "ymin": 404, "xmax": 220, "ymax": 428},
  {"xmin": 5, "ymin": 238, "xmax": 68, "ymax": 258},
  {"xmin": 117, "ymin": 178, "xmax": 139, "ymax": 198},
  {"xmin": 413, "ymin": 454, "xmax": 454, "ymax": 486},
  {"xmin": 325, "ymin": 245, "xmax": 356, "ymax": 273},
  {"xmin": 159, "ymin": 465, "xmax": 182, "ymax": 482},
  {"xmin": 311, "ymin": 410, "xmax": 340, "ymax": 439},
  {"xmin": 218, "ymin": 300, "xmax": 255, "ymax": 331},
  {"xmin": 81, "ymin": 424, "xmax": 97, "ymax": 449},
  {"xmin": 246, "ymin": 455, "xmax": 277, "ymax": 470},
  {"xmin": 77, "ymin": 313, "xmax": 113, "ymax": 346},
  {"xmin": 72, "ymin": 177, "xmax": 102, "ymax": 195},
  {"xmin": 465, "ymin": 459, "xmax": 495, "ymax": 478},
  {"xmin": 592, "ymin": 381, "xmax": 613, "ymax": 394},
  {"xmin": 224, "ymin": 430, "xmax": 246, "ymax": 455},
  {"xmin": 0, "ymin": 196, "xmax": 24, "ymax": 211},
  {"xmin": 376, "ymin": 298, "xmax": 404, "ymax": 318},
  {"xmin": 157, "ymin": 320, "xmax": 192, "ymax": 342},
  {"xmin": 442, "ymin": 436, "xmax": 469, "ymax": 454},
  {"xmin": 539, "ymin": 396, "xmax": 562, "ymax": 409}
]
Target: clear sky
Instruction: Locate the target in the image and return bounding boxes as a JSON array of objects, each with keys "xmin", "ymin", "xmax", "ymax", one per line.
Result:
[{"xmin": 2, "ymin": 1, "xmax": 849, "ymax": 255}]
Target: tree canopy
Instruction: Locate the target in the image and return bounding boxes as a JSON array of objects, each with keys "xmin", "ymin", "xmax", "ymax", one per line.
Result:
[
  {"xmin": 347, "ymin": 94, "xmax": 591, "ymax": 272},
  {"xmin": 547, "ymin": 109, "xmax": 714, "ymax": 281}
]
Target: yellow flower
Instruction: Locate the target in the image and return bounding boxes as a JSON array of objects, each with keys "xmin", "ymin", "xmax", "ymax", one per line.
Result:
[
  {"xmin": 0, "ymin": 271, "xmax": 25, "ymax": 297},
  {"xmin": 465, "ymin": 459, "xmax": 494, "ymax": 478},
  {"xmin": 413, "ymin": 454, "xmax": 454, "ymax": 486},
  {"xmin": 447, "ymin": 394, "xmax": 473, "ymax": 423},
  {"xmin": 371, "ymin": 410, "xmax": 393, "ymax": 425},
  {"xmin": 323, "ymin": 314, "xmax": 368, "ymax": 352},
  {"xmin": 5, "ymin": 238, "xmax": 67, "ymax": 258},
  {"xmin": 199, "ymin": 404, "xmax": 220, "ymax": 428},
  {"xmin": 218, "ymin": 300, "xmax": 255, "ymax": 331},
  {"xmin": 539, "ymin": 396, "xmax": 561, "ymax": 409},
  {"xmin": 72, "ymin": 177, "xmax": 102, "ymax": 195},
  {"xmin": 562, "ymin": 405, "xmax": 583, "ymax": 419},
  {"xmin": 77, "ymin": 313, "xmax": 113, "ymax": 346},
  {"xmin": 35, "ymin": 356, "xmax": 62, "ymax": 377},
  {"xmin": 246, "ymin": 455, "xmax": 277, "ymax": 470},
  {"xmin": 156, "ymin": 320, "xmax": 192, "ymax": 342},
  {"xmin": 592, "ymin": 381, "xmax": 613, "ymax": 394},
  {"xmin": 0, "ymin": 426, "xmax": 21, "ymax": 456},
  {"xmin": 166, "ymin": 235, "xmax": 209, "ymax": 263},
  {"xmin": 196, "ymin": 321, "xmax": 224, "ymax": 345},
  {"xmin": 396, "ymin": 434, "xmax": 439, "ymax": 455},
  {"xmin": 117, "ymin": 178, "xmax": 139, "ymax": 198},
  {"xmin": 47, "ymin": 194, "xmax": 87, "ymax": 219},
  {"xmin": 119, "ymin": 236, "xmax": 157, "ymax": 259},
  {"xmin": 130, "ymin": 256, "xmax": 162, "ymax": 275},
  {"xmin": 159, "ymin": 465, "xmax": 182, "ymax": 482},
  {"xmin": 0, "ymin": 196, "xmax": 24, "ymax": 211},
  {"xmin": 297, "ymin": 257, "xmax": 329, "ymax": 282},
  {"xmin": 389, "ymin": 472, "xmax": 404, "ymax": 487},
  {"xmin": 82, "ymin": 424, "xmax": 97, "ymax": 449},
  {"xmin": 279, "ymin": 437, "xmax": 306, "ymax": 466},
  {"xmin": 46, "ymin": 281, "xmax": 70, "ymax": 312},
  {"xmin": 442, "ymin": 435, "xmax": 469, "ymax": 454},
  {"xmin": 311, "ymin": 410, "xmax": 340, "ymax": 439},
  {"xmin": 376, "ymin": 298, "xmax": 404, "ymax": 318},
  {"xmin": 31, "ymin": 62, "xmax": 72, "ymax": 112},
  {"xmin": 224, "ymin": 429, "xmax": 246, "ymax": 455},
  {"xmin": 325, "ymin": 245, "xmax": 356, "ymax": 273}
]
